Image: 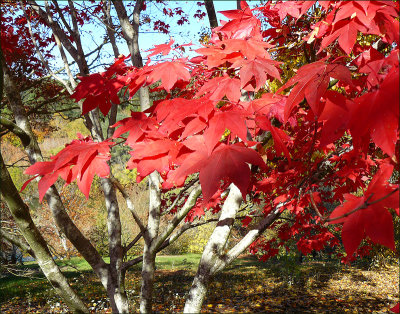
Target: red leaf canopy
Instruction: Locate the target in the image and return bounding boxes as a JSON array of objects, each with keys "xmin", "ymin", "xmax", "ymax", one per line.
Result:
[
  {"xmin": 329, "ymin": 163, "xmax": 399, "ymax": 257},
  {"xmin": 23, "ymin": 136, "xmax": 112, "ymax": 200}
]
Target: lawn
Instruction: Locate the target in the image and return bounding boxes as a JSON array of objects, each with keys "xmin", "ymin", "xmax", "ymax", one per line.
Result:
[{"xmin": 0, "ymin": 254, "xmax": 398, "ymax": 313}]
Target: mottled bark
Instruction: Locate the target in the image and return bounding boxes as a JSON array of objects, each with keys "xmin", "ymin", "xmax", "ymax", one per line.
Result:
[
  {"xmin": 184, "ymin": 196, "xmax": 284, "ymax": 313},
  {"xmin": 212, "ymin": 204, "xmax": 283, "ymax": 273},
  {"xmin": 140, "ymin": 172, "xmax": 161, "ymax": 313},
  {"xmin": 183, "ymin": 185, "xmax": 242, "ymax": 313},
  {"xmin": 23, "ymin": 3, "xmax": 129, "ymax": 311},
  {"xmin": 102, "ymin": 177, "xmax": 129, "ymax": 313},
  {"xmin": 0, "ymin": 153, "xmax": 88, "ymax": 313},
  {"xmin": 102, "ymin": 0, "xmax": 120, "ymax": 58},
  {"xmin": 112, "ymin": 0, "xmax": 151, "ymax": 111},
  {"xmin": 1, "ymin": 54, "xmax": 110, "ymax": 294},
  {"xmin": 102, "ymin": 0, "xmax": 120, "ymax": 138},
  {"xmin": 111, "ymin": 2, "xmax": 160, "ymax": 312}
]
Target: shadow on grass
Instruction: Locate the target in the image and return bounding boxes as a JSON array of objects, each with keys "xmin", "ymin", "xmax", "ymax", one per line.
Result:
[
  {"xmin": 149, "ymin": 260, "xmax": 392, "ymax": 313},
  {"xmin": 1, "ymin": 255, "xmax": 396, "ymax": 313}
]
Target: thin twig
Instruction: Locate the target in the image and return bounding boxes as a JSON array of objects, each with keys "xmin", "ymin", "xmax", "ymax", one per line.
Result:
[{"xmin": 310, "ymin": 187, "xmax": 399, "ymax": 223}]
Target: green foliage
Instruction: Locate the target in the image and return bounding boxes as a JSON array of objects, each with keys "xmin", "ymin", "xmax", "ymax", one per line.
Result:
[
  {"xmin": 2, "ymin": 132, "xmax": 22, "ymax": 148},
  {"xmin": 7, "ymin": 166, "xmax": 26, "ymax": 191},
  {"xmin": 162, "ymin": 223, "xmax": 215, "ymax": 255},
  {"xmin": 50, "ymin": 117, "xmax": 89, "ymax": 140}
]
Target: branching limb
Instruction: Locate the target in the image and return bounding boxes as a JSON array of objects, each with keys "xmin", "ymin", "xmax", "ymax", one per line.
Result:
[
  {"xmin": 22, "ymin": 0, "xmax": 74, "ymax": 92},
  {"xmin": 121, "ymin": 217, "xmax": 218, "ymax": 271},
  {"xmin": 309, "ymin": 187, "xmax": 399, "ymax": 223},
  {"xmin": 164, "ymin": 178, "xmax": 199, "ymax": 215},
  {"xmin": 211, "ymin": 202, "xmax": 284, "ymax": 275},
  {"xmin": 123, "ymin": 232, "xmax": 143, "ymax": 256},
  {"xmin": 111, "ymin": 177, "xmax": 146, "ymax": 233},
  {"xmin": 0, "ymin": 117, "xmax": 32, "ymax": 147},
  {"xmin": 154, "ymin": 184, "xmax": 202, "ymax": 250},
  {"xmin": 0, "ymin": 228, "xmax": 36, "ymax": 258}
]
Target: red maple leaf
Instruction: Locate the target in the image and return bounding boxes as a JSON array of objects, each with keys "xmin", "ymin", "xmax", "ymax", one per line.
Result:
[
  {"xmin": 318, "ymin": 19, "xmax": 367, "ymax": 55},
  {"xmin": 223, "ymin": 38, "xmax": 272, "ymax": 61},
  {"xmin": 203, "ymin": 108, "xmax": 249, "ymax": 153},
  {"xmin": 256, "ymin": 115, "xmax": 291, "ymax": 162},
  {"xmin": 277, "ymin": 61, "xmax": 353, "ymax": 120},
  {"xmin": 23, "ymin": 136, "xmax": 112, "ymax": 200},
  {"xmin": 147, "ymin": 60, "xmax": 191, "ymax": 92},
  {"xmin": 127, "ymin": 139, "xmax": 183, "ymax": 181},
  {"xmin": 112, "ymin": 112, "xmax": 158, "ymax": 146},
  {"xmin": 166, "ymin": 135, "xmax": 210, "ymax": 187},
  {"xmin": 318, "ymin": 91, "xmax": 350, "ymax": 147},
  {"xmin": 71, "ymin": 73, "xmax": 124, "ymax": 115},
  {"xmin": 249, "ymin": 93, "xmax": 287, "ymax": 123},
  {"xmin": 153, "ymin": 98, "xmax": 214, "ymax": 136},
  {"xmin": 196, "ymin": 75, "xmax": 241, "ymax": 102},
  {"xmin": 349, "ymin": 65, "xmax": 399, "ymax": 157},
  {"xmin": 234, "ymin": 58, "xmax": 281, "ymax": 91},
  {"xmin": 218, "ymin": 4, "xmax": 261, "ymax": 39},
  {"xmin": 146, "ymin": 38, "xmax": 174, "ymax": 58},
  {"xmin": 199, "ymin": 143, "xmax": 265, "ymax": 202},
  {"xmin": 329, "ymin": 163, "xmax": 399, "ymax": 257}
]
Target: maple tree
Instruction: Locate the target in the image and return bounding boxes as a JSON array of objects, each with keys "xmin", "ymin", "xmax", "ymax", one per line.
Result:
[{"xmin": 1, "ymin": 0, "xmax": 399, "ymax": 313}]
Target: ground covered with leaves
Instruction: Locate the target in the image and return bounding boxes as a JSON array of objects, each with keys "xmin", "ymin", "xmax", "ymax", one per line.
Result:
[{"xmin": 1, "ymin": 255, "xmax": 398, "ymax": 313}]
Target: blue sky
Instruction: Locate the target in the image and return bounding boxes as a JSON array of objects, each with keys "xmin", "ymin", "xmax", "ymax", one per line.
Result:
[
  {"xmin": 48, "ymin": 1, "xmax": 254, "ymax": 73},
  {"xmin": 138, "ymin": 1, "xmax": 240, "ymax": 58},
  {"xmin": 85, "ymin": 1, "xmax": 244, "ymax": 70}
]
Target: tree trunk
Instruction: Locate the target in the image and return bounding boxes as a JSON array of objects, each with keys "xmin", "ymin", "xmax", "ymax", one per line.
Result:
[
  {"xmin": 184, "ymin": 187, "xmax": 284, "ymax": 313},
  {"xmin": 112, "ymin": 3, "xmax": 161, "ymax": 312},
  {"xmin": 112, "ymin": 0, "xmax": 151, "ymax": 111},
  {"xmin": 10, "ymin": 4, "xmax": 130, "ymax": 311},
  {"xmin": 0, "ymin": 44, "xmax": 114, "ymax": 299},
  {"xmin": 101, "ymin": 177, "xmax": 129, "ymax": 314},
  {"xmin": 0, "ymin": 153, "xmax": 88, "ymax": 313},
  {"xmin": 184, "ymin": 185, "xmax": 242, "ymax": 313},
  {"xmin": 205, "ymin": 0, "xmax": 218, "ymax": 29},
  {"xmin": 139, "ymin": 172, "xmax": 162, "ymax": 313}
]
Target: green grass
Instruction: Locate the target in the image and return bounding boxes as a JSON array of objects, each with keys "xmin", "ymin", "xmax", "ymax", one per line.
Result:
[
  {"xmin": 154, "ymin": 253, "xmax": 201, "ymax": 270},
  {"xmin": 1, "ymin": 254, "xmax": 398, "ymax": 313},
  {"xmin": 0, "ymin": 254, "xmax": 325, "ymax": 305},
  {"xmin": 0, "ymin": 254, "xmax": 202, "ymax": 304}
]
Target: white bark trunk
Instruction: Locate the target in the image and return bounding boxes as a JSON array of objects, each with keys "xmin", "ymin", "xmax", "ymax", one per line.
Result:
[
  {"xmin": 183, "ymin": 185, "xmax": 242, "ymax": 313},
  {"xmin": 0, "ymin": 153, "xmax": 88, "ymax": 313},
  {"xmin": 139, "ymin": 172, "xmax": 161, "ymax": 313}
]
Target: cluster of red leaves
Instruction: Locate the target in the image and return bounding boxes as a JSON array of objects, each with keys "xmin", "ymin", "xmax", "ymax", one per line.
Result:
[
  {"xmin": 23, "ymin": 135, "xmax": 112, "ymax": 201},
  {"xmin": 24, "ymin": 1, "xmax": 399, "ymax": 264},
  {"xmin": 1, "ymin": 5, "xmax": 53, "ymax": 80}
]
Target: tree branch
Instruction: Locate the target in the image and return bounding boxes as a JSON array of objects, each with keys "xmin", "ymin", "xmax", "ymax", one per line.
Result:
[
  {"xmin": 111, "ymin": 177, "xmax": 146, "ymax": 233},
  {"xmin": 123, "ymin": 232, "xmax": 143, "ymax": 256},
  {"xmin": 0, "ymin": 229, "xmax": 36, "ymax": 258},
  {"xmin": 327, "ymin": 188, "xmax": 399, "ymax": 223},
  {"xmin": 0, "ymin": 117, "xmax": 32, "ymax": 147},
  {"xmin": 154, "ymin": 184, "xmax": 202, "ymax": 250}
]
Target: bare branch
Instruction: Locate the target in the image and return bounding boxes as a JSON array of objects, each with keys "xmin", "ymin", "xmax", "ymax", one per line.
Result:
[
  {"xmin": 111, "ymin": 177, "xmax": 146, "ymax": 233},
  {"xmin": 0, "ymin": 229, "xmax": 35, "ymax": 258},
  {"xmin": 124, "ymin": 232, "xmax": 143, "ymax": 256},
  {"xmin": 154, "ymin": 184, "xmax": 202, "ymax": 250},
  {"xmin": 21, "ymin": 1, "xmax": 73, "ymax": 93}
]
